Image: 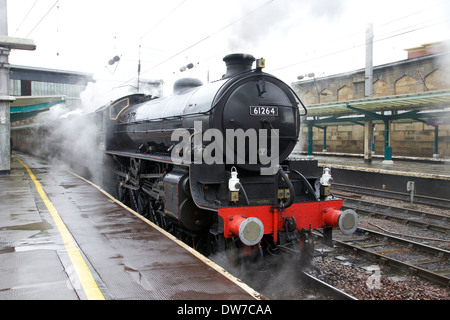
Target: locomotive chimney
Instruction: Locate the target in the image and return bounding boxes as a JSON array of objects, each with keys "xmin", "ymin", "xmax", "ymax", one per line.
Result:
[{"xmin": 222, "ymin": 53, "xmax": 255, "ymax": 79}]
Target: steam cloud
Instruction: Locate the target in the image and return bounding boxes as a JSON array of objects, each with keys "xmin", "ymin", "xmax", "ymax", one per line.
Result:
[
  {"xmin": 27, "ymin": 80, "xmax": 128, "ymax": 188},
  {"xmin": 227, "ymin": 0, "xmax": 346, "ymax": 51},
  {"xmin": 25, "ymin": 77, "xmax": 164, "ymax": 190}
]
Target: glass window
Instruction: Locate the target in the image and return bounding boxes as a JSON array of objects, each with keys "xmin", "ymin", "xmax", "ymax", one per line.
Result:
[{"xmin": 9, "ymin": 79, "xmax": 21, "ymax": 95}]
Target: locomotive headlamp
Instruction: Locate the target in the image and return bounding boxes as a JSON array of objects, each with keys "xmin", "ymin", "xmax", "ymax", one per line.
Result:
[
  {"xmin": 320, "ymin": 167, "xmax": 333, "ymax": 186},
  {"xmin": 229, "ymin": 216, "xmax": 264, "ymax": 246},
  {"xmin": 256, "ymin": 58, "xmax": 265, "ymax": 70},
  {"xmin": 320, "ymin": 167, "xmax": 334, "ymax": 198},
  {"xmin": 228, "ymin": 167, "xmax": 240, "ymax": 191}
]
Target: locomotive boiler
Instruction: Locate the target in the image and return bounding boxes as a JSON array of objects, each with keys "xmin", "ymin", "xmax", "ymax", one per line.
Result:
[{"xmin": 103, "ymin": 53, "xmax": 358, "ymax": 261}]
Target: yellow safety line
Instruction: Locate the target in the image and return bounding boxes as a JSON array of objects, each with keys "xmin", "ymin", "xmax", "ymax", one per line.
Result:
[{"xmin": 12, "ymin": 156, "xmax": 105, "ymax": 300}]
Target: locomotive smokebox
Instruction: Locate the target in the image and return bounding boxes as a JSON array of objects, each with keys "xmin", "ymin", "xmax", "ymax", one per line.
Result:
[{"xmin": 223, "ymin": 53, "xmax": 255, "ymax": 78}]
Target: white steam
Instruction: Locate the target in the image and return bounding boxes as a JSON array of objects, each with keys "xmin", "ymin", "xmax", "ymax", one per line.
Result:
[
  {"xmin": 227, "ymin": 0, "xmax": 346, "ymax": 52},
  {"xmin": 29, "ymin": 76, "xmax": 164, "ymax": 188},
  {"xmin": 31, "ymin": 80, "xmax": 119, "ymax": 186}
]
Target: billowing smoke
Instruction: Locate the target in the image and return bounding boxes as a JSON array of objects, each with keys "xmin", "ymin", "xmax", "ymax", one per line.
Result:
[
  {"xmin": 224, "ymin": 0, "xmax": 347, "ymax": 156},
  {"xmin": 30, "ymin": 76, "xmax": 163, "ymax": 190},
  {"xmin": 11, "ymin": 71, "xmax": 165, "ymax": 194},
  {"xmin": 225, "ymin": 0, "xmax": 347, "ymax": 155},
  {"xmin": 432, "ymin": 0, "xmax": 450, "ymax": 86},
  {"xmin": 30, "ymin": 100, "xmax": 106, "ymax": 187},
  {"xmin": 227, "ymin": 0, "xmax": 346, "ymax": 52},
  {"xmin": 24, "ymin": 80, "xmax": 119, "ymax": 188},
  {"xmin": 437, "ymin": 40, "xmax": 450, "ymax": 160}
]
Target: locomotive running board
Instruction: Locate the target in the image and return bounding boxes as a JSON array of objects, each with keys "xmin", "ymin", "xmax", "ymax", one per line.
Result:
[{"xmin": 106, "ymin": 150, "xmax": 189, "ymax": 166}]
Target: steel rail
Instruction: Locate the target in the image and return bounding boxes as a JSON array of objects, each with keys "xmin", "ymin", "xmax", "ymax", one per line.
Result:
[
  {"xmin": 341, "ymin": 198, "xmax": 450, "ymax": 234},
  {"xmin": 333, "ymin": 227, "xmax": 450, "ymax": 287},
  {"xmin": 300, "ymin": 271, "xmax": 358, "ymax": 300},
  {"xmin": 332, "ymin": 183, "xmax": 450, "ymax": 209}
]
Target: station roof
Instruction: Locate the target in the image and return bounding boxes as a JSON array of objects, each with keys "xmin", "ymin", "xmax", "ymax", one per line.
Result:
[
  {"xmin": 10, "ymin": 95, "xmax": 66, "ymax": 122},
  {"xmin": 10, "ymin": 65, "xmax": 94, "ymax": 85},
  {"xmin": 303, "ymin": 89, "xmax": 450, "ymax": 126}
]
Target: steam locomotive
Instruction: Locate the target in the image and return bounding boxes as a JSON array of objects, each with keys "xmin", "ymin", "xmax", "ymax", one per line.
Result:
[{"xmin": 12, "ymin": 53, "xmax": 358, "ymax": 264}]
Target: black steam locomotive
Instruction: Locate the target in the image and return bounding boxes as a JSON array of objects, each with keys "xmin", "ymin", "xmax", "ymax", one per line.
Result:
[{"xmin": 12, "ymin": 54, "xmax": 358, "ymax": 264}]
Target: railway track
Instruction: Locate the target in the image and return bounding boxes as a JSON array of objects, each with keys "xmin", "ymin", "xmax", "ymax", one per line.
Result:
[
  {"xmin": 332, "ymin": 183, "xmax": 450, "ymax": 210},
  {"xmin": 305, "ymin": 187, "xmax": 450, "ymax": 298},
  {"xmin": 299, "ymin": 271, "xmax": 357, "ymax": 300},
  {"xmin": 107, "ymin": 175, "xmax": 450, "ymax": 299},
  {"xmin": 187, "ymin": 190, "xmax": 450, "ymax": 298},
  {"xmin": 332, "ymin": 228, "xmax": 450, "ymax": 287},
  {"xmin": 329, "ymin": 189, "xmax": 450, "ymax": 288},
  {"xmin": 341, "ymin": 198, "xmax": 450, "ymax": 234},
  {"xmin": 230, "ymin": 257, "xmax": 359, "ymax": 300}
]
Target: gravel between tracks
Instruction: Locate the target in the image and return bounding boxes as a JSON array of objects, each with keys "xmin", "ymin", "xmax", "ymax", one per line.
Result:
[
  {"xmin": 314, "ymin": 193, "xmax": 450, "ymax": 300},
  {"xmin": 230, "ymin": 193, "xmax": 450, "ymax": 300},
  {"xmin": 314, "ymin": 255, "xmax": 449, "ymax": 300}
]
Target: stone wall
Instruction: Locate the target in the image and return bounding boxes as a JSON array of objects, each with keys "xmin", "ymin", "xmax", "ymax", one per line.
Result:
[
  {"xmin": 297, "ymin": 122, "xmax": 450, "ymax": 157},
  {"xmin": 293, "ymin": 52, "xmax": 450, "ymax": 157}
]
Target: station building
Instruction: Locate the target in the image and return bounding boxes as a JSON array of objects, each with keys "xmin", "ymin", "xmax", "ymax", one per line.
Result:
[
  {"xmin": 9, "ymin": 65, "xmax": 94, "ymax": 124},
  {"xmin": 8, "ymin": 65, "xmax": 164, "ymax": 125},
  {"xmin": 293, "ymin": 41, "xmax": 450, "ymax": 159}
]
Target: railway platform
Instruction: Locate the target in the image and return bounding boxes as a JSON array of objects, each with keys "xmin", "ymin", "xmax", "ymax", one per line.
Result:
[
  {"xmin": 0, "ymin": 153, "xmax": 261, "ymax": 300},
  {"xmin": 291, "ymin": 152, "xmax": 450, "ymax": 199}
]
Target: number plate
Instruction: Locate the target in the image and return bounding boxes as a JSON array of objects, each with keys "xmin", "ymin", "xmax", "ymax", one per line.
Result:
[{"xmin": 249, "ymin": 106, "xmax": 279, "ymax": 116}]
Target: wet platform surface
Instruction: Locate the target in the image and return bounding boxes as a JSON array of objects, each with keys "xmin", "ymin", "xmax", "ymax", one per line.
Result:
[
  {"xmin": 313, "ymin": 154, "xmax": 450, "ymax": 180},
  {"xmin": 0, "ymin": 153, "xmax": 260, "ymax": 300}
]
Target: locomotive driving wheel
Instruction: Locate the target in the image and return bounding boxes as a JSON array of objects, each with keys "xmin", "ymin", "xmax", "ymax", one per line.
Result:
[
  {"xmin": 116, "ymin": 171, "xmax": 131, "ymax": 207},
  {"xmin": 116, "ymin": 158, "xmax": 142, "ymax": 211},
  {"xmin": 115, "ymin": 157, "xmax": 169, "ymax": 231},
  {"xmin": 128, "ymin": 158, "xmax": 140, "ymax": 211},
  {"xmin": 136, "ymin": 190, "xmax": 149, "ymax": 217}
]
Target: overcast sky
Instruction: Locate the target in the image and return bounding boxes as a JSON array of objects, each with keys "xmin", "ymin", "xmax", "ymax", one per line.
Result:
[{"xmin": 5, "ymin": 0, "xmax": 450, "ymax": 102}]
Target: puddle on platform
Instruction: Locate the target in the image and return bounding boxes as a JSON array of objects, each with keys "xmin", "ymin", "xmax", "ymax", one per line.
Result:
[
  {"xmin": 60, "ymin": 184, "xmax": 77, "ymax": 189},
  {"xmin": 0, "ymin": 219, "xmax": 60, "ymax": 254},
  {"xmin": 4, "ymin": 220, "xmax": 53, "ymax": 232},
  {"xmin": 124, "ymin": 266, "xmax": 154, "ymax": 291}
]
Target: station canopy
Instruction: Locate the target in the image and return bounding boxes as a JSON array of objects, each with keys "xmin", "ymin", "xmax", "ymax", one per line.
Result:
[
  {"xmin": 303, "ymin": 89, "xmax": 450, "ymax": 126},
  {"xmin": 10, "ymin": 95, "xmax": 66, "ymax": 122}
]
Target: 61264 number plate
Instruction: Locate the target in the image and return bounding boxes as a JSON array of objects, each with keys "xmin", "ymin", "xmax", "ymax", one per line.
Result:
[{"xmin": 249, "ymin": 106, "xmax": 279, "ymax": 116}]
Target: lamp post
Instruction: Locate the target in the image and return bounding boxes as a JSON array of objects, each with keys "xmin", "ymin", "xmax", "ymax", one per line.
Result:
[{"xmin": 297, "ymin": 72, "xmax": 326, "ymax": 156}]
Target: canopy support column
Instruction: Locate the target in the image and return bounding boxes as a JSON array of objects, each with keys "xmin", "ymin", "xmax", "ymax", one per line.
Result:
[
  {"xmin": 433, "ymin": 125, "xmax": 439, "ymax": 158},
  {"xmin": 364, "ymin": 120, "xmax": 373, "ymax": 163},
  {"xmin": 307, "ymin": 123, "xmax": 313, "ymax": 156}
]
